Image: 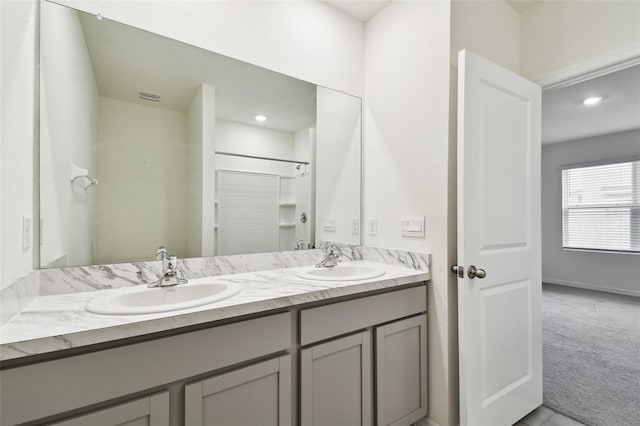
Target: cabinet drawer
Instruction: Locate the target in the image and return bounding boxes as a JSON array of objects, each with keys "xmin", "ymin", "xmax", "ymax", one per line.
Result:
[
  {"xmin": 300, "ymin": 285, "xmax": 426, "ymax": 346},
  {"xmin": 0, "ymin": 312, "xmax": 291, "ymax": 425}
]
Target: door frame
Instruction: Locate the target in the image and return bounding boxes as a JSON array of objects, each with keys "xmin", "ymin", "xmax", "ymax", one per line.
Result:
[{"xmin": 536, "ymin": 49, "xmax": 640, "ymax": 90}]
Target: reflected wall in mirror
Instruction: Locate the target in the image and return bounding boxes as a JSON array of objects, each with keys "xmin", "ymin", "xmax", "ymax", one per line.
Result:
[{"xmin": 39, "ymin": 1, "xmax": 361, "ymax": 268}]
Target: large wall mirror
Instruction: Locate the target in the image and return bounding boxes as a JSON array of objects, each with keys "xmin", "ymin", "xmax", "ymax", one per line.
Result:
[{"xmin": 39, "ymin": 1, "xmax": 361, "ymax": 268}]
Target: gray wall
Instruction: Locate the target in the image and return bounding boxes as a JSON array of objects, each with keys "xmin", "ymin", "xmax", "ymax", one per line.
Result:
[{"xmin": 541, "ymin": 129, "xmax": 640, "ymax": 296}]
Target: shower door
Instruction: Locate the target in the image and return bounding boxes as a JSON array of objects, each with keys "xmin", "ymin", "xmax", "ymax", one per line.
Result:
[{"xmin": 216, "ymin": 170, "xmax": 279, "ymax": 255}]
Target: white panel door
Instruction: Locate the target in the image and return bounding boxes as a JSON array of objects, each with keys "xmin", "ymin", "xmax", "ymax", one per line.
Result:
[{"xmin": 457, "ymin": 50, "xmax": 542, "ymax": 426}]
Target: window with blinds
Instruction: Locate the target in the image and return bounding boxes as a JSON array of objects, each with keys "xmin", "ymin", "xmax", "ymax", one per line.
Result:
[{"xmin": 562, "ymin": 159, "xmax": 640, "ymax": 254}]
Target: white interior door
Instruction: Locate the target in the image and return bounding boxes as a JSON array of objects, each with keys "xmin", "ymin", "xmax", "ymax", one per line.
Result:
[{"xmin": 457, "ymin": 50, "xmax": 542, "ymax": 426}]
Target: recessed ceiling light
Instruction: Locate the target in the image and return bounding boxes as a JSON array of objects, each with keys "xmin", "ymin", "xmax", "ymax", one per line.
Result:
[
  {"xmin": 582, "ymin": 96, "xmax": 603, "ymax": 106},
  {"xmin": 255, "ymin": 114, "xmax": 267, "ymax": 122}
]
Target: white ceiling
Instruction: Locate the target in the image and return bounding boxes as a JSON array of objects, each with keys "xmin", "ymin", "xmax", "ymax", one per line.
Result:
[
  {"xmin": 323, "ymin": 0, "xmax": 390, "ymax": 22},
  {"xmin": 78, "ymin": 13, "xmax": 317, "ymax": 133},
  {"xmin": 542, "ymin": 64, "xmax": 640, "ymax": 145},
  {"xmin": 324, "ymin": 0, "xmax": 538, "ymax": 21}
]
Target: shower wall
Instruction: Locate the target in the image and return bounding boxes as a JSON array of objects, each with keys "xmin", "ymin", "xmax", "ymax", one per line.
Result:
[
  {"xmin": 214, "ymin": 119, "xmax": 315, "ymax": 252},
  {"xmin": 214, "ymin": 119, "xmax": 297, "ymax": 176},
  {"xmin": 294, "ymin": 124, "xmax": 316, "ymax": 247}
]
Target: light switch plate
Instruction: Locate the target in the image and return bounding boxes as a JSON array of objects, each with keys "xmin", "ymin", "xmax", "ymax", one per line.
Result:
[
  {"xmin": 401, "ymin": 216, "xmax": 425, "ymax": 238},
  {"xmin": 323, "ymin": 218, "xmax": 336, "ymax": 232},
  {"xmin": 367, "ymin": 217, "xmax": 377, "ymax": 236},
  {"xmin": 352, "ymin": 218, "xmax": 360, "ymax": 235}
]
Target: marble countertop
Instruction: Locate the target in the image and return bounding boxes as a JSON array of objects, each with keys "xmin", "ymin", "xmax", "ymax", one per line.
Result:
[{"xmin": 0, "ymin": 261, "xmax": 430, "ymax": 363}]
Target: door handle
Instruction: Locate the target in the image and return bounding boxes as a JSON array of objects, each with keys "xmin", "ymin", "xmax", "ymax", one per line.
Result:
[{"xmin": 467, "ymin": 265, "xmax": 486, "ymax": 279}]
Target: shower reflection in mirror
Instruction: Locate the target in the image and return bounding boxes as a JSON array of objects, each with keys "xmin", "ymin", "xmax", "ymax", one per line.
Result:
[{"xmin": 39, "ymin": 1, "xmax": 361, "ymax": 268}]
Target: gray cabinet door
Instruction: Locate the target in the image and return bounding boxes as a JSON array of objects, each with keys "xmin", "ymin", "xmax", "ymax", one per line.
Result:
[
  {"xmin": 375, "ymin": 314, "xmax": 428, "ymax": 426},
  {"xmin": 184, "ymin": 355, "xmax": 292, "ymax": 426},
  {"xmin": 300, "ymin": 331, "xmax": 372, "ymax": 426},
  {"xmin": 52, "ymin": 392, "xmax": 169, "ymax": 426}
]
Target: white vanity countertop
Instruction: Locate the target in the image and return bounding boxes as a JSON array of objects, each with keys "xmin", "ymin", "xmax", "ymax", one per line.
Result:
[{"xmin": 0, "ymin": 261, "xmax": 430, "ymax": 362}]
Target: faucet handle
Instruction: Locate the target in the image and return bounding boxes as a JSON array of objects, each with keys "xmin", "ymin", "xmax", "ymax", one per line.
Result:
[
  {"xmin": 326, "ymin": 243, "xmax": 343, "ymax": 256},
  {"xmin": 165, "ymin": 256, "xmax": 178, "ymax": 274},
  {"xmin": 155, "ymin": 246, "xmax": 167, "ymax": 260}
]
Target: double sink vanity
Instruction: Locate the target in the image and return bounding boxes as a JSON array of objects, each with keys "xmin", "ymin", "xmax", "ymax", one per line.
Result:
[
  {"xmin": 0, "ymin": 247, "xmax": 431, "ymax": 426},
  {"xmin": 1, "ymin": 2, "xmax": 434, "ymax": 425}
]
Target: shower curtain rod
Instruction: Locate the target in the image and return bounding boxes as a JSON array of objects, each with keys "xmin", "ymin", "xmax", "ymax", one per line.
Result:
[{"xmin": 215, "ymin": 151, "xmax": 310, "ymax": 166}]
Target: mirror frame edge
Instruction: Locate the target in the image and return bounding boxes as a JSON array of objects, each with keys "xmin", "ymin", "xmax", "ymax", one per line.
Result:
[
  {"xmin": 33, "ymin": 0, "xmax": 43, "ymax": 271},
  {"xmin": 35, "ymin": 0, "xmax": 364, "ymax": 270}
]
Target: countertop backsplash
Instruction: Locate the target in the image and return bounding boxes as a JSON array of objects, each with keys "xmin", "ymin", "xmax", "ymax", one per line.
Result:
[
  {"xmin": 0, "ymin": 272, "xmax": 39, "ymax": 327},
  {"xmin": 0, "ymin": 246, "xmax": 430, "ymax": 327}
]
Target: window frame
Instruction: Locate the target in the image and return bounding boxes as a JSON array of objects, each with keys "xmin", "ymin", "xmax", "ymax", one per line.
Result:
[{"xmin": 560, "ymin": 156, "xmax": 640, "ymax": 255}]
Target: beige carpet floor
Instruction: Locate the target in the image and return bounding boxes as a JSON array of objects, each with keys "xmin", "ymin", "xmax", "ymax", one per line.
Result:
[{"xmin": 543, "ymin": 283, "xmax": 640, "ymax": 426}]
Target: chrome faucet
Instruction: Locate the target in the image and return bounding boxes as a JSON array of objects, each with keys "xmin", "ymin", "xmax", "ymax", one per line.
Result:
[
  {"xmin": 315, "ymin": 243, "xmax": 343, "ymax": 268},
  {"xmin": 149, "ymin": 246, "xmax": 188, "ymax": 288},
  {"xmin": 296, "ymin": 239, "xmax": 307, "ymax": 250}
]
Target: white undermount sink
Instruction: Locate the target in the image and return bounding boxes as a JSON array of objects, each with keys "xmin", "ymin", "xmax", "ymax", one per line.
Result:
[
  {"xmin": 297, "ymin": 263, "xmax": 385, "ymax": 281},
  {"xmin": 85, "ymin": 278, "xmax": 241, "ymax": 315}
]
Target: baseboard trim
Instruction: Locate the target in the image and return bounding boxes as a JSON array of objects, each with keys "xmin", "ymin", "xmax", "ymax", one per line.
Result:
[{"xmin": 542, "ymin": 277, "xmax": 640, "ymax": 298}]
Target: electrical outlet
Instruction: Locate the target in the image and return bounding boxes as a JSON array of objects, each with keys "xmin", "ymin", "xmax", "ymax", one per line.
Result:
[
  {"xmin": 23, "ymin": 216, "xmax": 32, "ymax": 250},
  {"xmin": 367, "ymin": 217, "xmax": 377, "ymax": 236},
  {"xmin": 352, "ymin": 218, "xmax": 360, "ymax": 235}
]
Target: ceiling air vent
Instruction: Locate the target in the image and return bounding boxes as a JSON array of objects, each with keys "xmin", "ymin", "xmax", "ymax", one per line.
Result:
[{"xmin": 138, "ymin": 90, "xmax": 161, "ymax": 102}]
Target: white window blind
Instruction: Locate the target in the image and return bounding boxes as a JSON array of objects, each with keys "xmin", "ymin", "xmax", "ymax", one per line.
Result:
[{"xmin": 562, "ymin": 159, "xmax": 640, "ymax": 254}]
